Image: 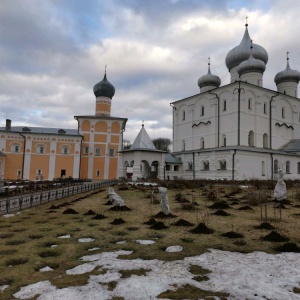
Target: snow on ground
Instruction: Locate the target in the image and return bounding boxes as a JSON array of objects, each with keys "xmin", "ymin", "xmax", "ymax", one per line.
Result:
[
  {"xmin": 165, "ymin": 245, "xmax": 183, "ymax": 252},
  {"xmin": 13, "ymin": 248, "xmax": 300, "ymax": 300},
  {"xmin": 77, "ymin": 238, "xmax": 95, "ymax": 243},
  {"xmin": 136, "ymin": 239, "xmax": 156, "ymax": 245},
  {"xmin": 39, "ymin": 266, "xmax": 53, "ymax": 272},
  {"xmin": 57, "ymin": 234, "xmax": 71, "ymax": 239}
]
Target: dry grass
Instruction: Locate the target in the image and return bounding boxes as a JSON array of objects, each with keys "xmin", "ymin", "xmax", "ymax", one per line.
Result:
[{"xmin": 0, "ymin": 184, "xmax": 300, "ymax": 299}]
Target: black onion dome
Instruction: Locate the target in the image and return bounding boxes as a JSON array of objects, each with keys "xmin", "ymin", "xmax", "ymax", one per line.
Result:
[
  {"xmin": 237, "ymin": 53, "xmax": 266, "ymax": 76},
  {"xmin": 225, "ymin": 26, "xmax": 268, "ymax": 71},
  {"xmin": 93, "ymin": 73, "xmax": 115, "ymax": 98},
  {"xmin": 274, "ymin": 60, "xmax": 300, "ymax": 85},
  {"xmin": 198, "ymin": 66, "xmax": 221, "ymax": 89}
]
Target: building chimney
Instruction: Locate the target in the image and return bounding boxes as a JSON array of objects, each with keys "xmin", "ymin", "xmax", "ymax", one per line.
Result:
[{"xmin": 6, "ymin": 119, "xmax": 11, "ymax": 131}]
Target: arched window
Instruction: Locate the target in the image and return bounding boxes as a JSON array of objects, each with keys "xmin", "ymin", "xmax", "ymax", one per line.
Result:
[
  {"xmin": 248, "ymin": 130, "xmax": 254, "ymax": 146},
  {"xmin": 274, "ymin": 159, "xmax": 278, "ymax": 173},
  {"xmin": 182, "ymin": 110, "xmax": 185, "ymax": 121},
  {"xmin": 282, "ymin": 107, "xmax": 285, "ymax": 118},
  {"xmin": 263, "ymin": 133, "xmax": 268, "ymax": 148},
  {"xmin": 286, "ymin": 161, "xmax": 290, "ymax": 174},
  {"xmin": 203, "ymin": 161, "xmax": 209, "ymax": 171},
  {"xmin": 223, "ymin": 100, "xmax": 227, "ymax": 111},
  {"xmin": 248, "ymin": 98, "xmax": 252, "ymax": 110},
  {"xmin": 219, "ymin": 160, "xmax": 226, "ymax": 170}
]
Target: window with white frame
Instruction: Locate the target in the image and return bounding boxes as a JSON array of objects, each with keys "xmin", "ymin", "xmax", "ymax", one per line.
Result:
[
  {"xmin": 219, "ymin": 160, "xmax": 226, "ymax": 170},
  {"xmin": 11, "ymin": 144, "xmax": 20, "ymax": 153},
  {"xmin": 83, "ymin": 146, "xmax": 89, "ymax": 154},
  {"xmin": 96, "ymin": 170, "xmax": 100, "ymax": 177},
  {"xmin": 62, "ymin": 147, "xmax": 69, "ymax": 155},
  {"xmin": 17, "ymin": 170, "xmax": 21, "ymax": 179},
  {"xmin": 203, "ymin": 161, "xmax": 209, "ymax": 171},
  {"xmin": 187, "ymin": 162, "xmax": 193, "ymax": 170},
  {"xmin": 95, "ymin": 147, "xmax": 101, "ymax": 156},
  {"xmin": 109, "ymin": 148, "xmax": 115, "ymax": 157},
  {"xmin": 38, "ymin": 145, "xmax": 45, "ymax": 154}
]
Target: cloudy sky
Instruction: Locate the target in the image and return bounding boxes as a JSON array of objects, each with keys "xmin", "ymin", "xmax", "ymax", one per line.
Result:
[{"xmin": 0, "ymin": 0, "xmax": 299, "ymax": 142}]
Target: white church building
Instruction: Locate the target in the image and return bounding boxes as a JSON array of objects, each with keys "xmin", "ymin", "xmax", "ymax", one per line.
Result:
[{"xmin": 120, "ymin": 23, "xmax": 300, "ymax": 181}]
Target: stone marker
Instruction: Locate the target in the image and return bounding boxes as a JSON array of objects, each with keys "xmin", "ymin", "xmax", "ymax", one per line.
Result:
[
  {"xmin": 158, "ymin": 186, "xmax": 170, "ymax": 215},
  {"xmin": 108, "ymin": 187, "xmax": 125, "ymax": 206},
  {"xmin": 274, "ymin": 169, "xmax": 287, "ymax": 201}
]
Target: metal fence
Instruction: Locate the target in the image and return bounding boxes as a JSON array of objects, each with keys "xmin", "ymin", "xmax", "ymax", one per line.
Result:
[{"xmin": 0, "ymin": 179, "xmax": 119, "ymax": 215}]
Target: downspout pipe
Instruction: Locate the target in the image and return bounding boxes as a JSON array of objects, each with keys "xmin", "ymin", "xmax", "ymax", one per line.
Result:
[
  {"xmin": 192, "ymin": 152, "xmax": 195, "ymax": 180},
  {"xmin": 19, "ymin": 132, "xmax": 26, "ymax": 180},
  {"xmin": 208, "ymin": 91, "xmax": 220, "ymax": 147},
  {"xmin": 232, "ymin": 149, "xmax": 237, "ymax": 181},
  {"xmin": 269, "ymin": 93, "xmax": 280, "ymax": 150}
]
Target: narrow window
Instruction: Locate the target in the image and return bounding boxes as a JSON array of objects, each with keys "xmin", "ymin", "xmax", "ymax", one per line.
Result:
[
  {"xmin": 201, "ymin": 105, "xmax": 204, "ymax": 116},
  {"xmin": 84, "ymin": 146, "xmax": 89, "ymax": 154},
  {"xmin": 282, "ymin": 107, "xmax": 285, "ymax": 118},
  {"xmin": 188, "ymin": 162, "xmax": 193, "ymax": 170},
  {"xmin": 182, "ymin": 110, "xmax": 185, "ymax": 121},
  {"xmin": 96, "ymin": 170, "xmax": 100, "ymax": 177},
  {"xmin": 63, "ymin": 147, "xmax": 69, "ymax": 154},
  {"xmin": 15, "ymin": 145, "xmax": 19, "ymax": 153},
  {"xmin": 182, "ymin": 140, "xmax": 185, "ymax": 151},
  {"xmin": 223, "ymin": 100, "xmax": 227, "ymax": 111},
  {"xmin": 95, "ymin": 147, "xmax": 101, "ymax": 156},
  {"xmin": 109, "ymin": 148, "xmax": 115, "ymax": 157},
  {"xmin": 274, "ymin": 159, "xmax": 278, "ymax": 173},
  {"xmin": 286, "ymin": 161, "xmax": 290, "ymax": 174},
  {"xmin": 262, "ymin": 161, "xmax": 265, "ymax": 176},
  {"xmin": 39, "ymin": 146, "xmax": 44, "ymax": 154},
  {"xmin": 264, "ymin": 102, "xmax": 267, "ymax": 114},
  {"xmin": 17, "ymin": 170, "xmax": 21, "ymax": 179},
  {"xmin": 200, "ymin": 137, "xmax": 204, "ymax": 149},
  {"xmin": 263, "ymin": 133, "xmax": 268, "ymax": 148},
  {"xmin": 248, "ymin": 98, "xmax": 252, "ymax": 110},
  {"xmin": 298, "ymin": 162, "xmax": 300, "ymax": 174}
]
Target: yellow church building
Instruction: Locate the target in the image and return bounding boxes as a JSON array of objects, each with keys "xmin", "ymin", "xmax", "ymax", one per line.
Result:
[{"xmin": 0, "ymin": 72, "xmax": 127, "ymax": 181}]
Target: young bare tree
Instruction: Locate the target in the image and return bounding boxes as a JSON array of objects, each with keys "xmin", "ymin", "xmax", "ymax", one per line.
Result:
[{"xmin": 152, "ymin": 138, "xmax": 172, "ymax": 152}]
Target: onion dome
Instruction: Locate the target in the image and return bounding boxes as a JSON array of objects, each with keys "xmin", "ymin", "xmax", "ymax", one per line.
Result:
[
  {"xmin": 237, "ymin": 44, "xmax": 266, "ymax": 76},
  {"xmin": 198, "ymin": 59, "xmax": 221, "ymax": 89},
  {"xmin": 225, "ymin": 24, "xmax": 268, "ymax": 71},
  {"xmin": 274, "ymin": 54, "xmax": 300, "ymax": 85},
  {"xmin": 93, "ymin": 72, "xmax": 115, "ymax": 98}
]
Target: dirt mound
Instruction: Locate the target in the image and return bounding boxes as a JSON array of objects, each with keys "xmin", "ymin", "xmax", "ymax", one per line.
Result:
[
  {"xmin": 213, "ymin": 210, "xmax": 230, "ymax": 216},
  {"xmin": 92, "ymin": 214, "xmax": 107, "ymax": 220},
  {"xmin": 230, "ymin": 201, "xmax": 239, "ymax": 205},
  {"xmin": 110, "ymin": 218, "xmax": 125, "ymax": 225},
  {"xmin": 238, "ymin": 205, "xmax": 253, "ymax": 210},
  {"xmin": 273, "ymin": 242, "xmax": 300, "ymax": 253},
  {"xmin": 62, "ymin": 208, "xmax": 78, "ymax": 214},
  {"xmin": 208, "ymin": 201, "xmax": 231, "ymax": 209},
  {"xmin": 189, "ymin": 223, "xmax": 214, "ymax": 234},
  {"xmin": 83, "ymin": 210, "xmax": 96, "ymax": 215},
  {"xmin": 221, "ymin": 231, "xmax": 244, "ymax": 239},
  {"xmin": 173, "ymin": 219, "xmax": 194, "ymax": 227},
  {"xmin": 103, "ymin": 200, "xmax": 113, "ymax": 205},
  {"xmin": 49, "ymin": 205, "xmax": 59, "ymax": 209},
  {"xmin": 143, "ymin": 218, "xmax": 157, "ymax": 225},
  {"xmin": 150, "ymin": 221, "xmax": 168, "ymax": 230},
  {"xmin": 254, "ymin": 222, "xmax": 275, "ymax": 230},
  {"xmin": 175, "ymin": 193, "xmax": 190, "ymax": 203},
  {"xmin": 273, "ymin": 199, "xmax": 291, "ymax": 205},
  {"xmin": 262, "ymin": 231, "xmax": 289, "ymax": 242},
  {"xmin": 275, "ymin": 203, "xmax": 286, "ymax": 209},
  {"xmin": 154, "ymin": 212, "xmax": 177, "ymax": 218},
  {"xmin": 118, "ymin": 186, "xmax": 129, "ymax": 191},
  {"xmin": 294, "ymin": 204, "xmax": 300, "ymax": 208},
  {"xmin": 109, "ymin": 205, "xmax": 132, "ymax": 211}
]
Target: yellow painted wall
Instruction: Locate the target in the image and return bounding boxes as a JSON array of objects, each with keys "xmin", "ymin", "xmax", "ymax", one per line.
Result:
[
  {"xmin": 55, "ymin": 155, "xmax": 74, "ymax": 178},
  {"xmin": 30, "ymin": 155, "xmax": 50, "ymax": 179},
  {"xmin": 4, "ymin": 154, "xmax": 23, "ymax": 179},
  {"xmin": 95, "ymin": 121, "xmax": 108, "ymax": 132},
  {"xmin": 94, "ymin": 134, "xmax": 107, "ymax": 143},
  {"xmin": 108, "ymin": 157, "xmax": 118, "ymax": 178},
  {"xmin": 110, "ymin": 135, "xmax": 119, "ymax": 144}
]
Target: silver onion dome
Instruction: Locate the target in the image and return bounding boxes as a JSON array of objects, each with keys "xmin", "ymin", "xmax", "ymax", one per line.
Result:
[
  {"xmin": 237, "ymin": 52, "xmax": 266, "ymax": 76},
  {"xmin": 225, "ymin": 25, "xmax": 268, "ymax": 71},
  {"xmin": 274, "ymin": 58, "xmax": 300, "ymax": 85},
  {"xmin": 198, "ymin": 62, "xmax": 221, "ymax": 89}
]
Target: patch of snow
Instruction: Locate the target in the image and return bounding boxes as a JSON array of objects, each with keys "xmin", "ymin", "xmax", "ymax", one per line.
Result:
[
  {"xmin": 50, "ymin": 245, "xmax": 57, "ymax": 248},
  {"xmin": 0, "ymin": 285, "xmax": 9, "ymax": 291},
  {"xmin": 88, "ymin": 247, "xmax": 100, "ymax": 251},
  {"xmin": 116, "ymin": 240, "xmax": 127, "ymax": 244},
  {"xmin": 136, "ymin": 240, "xmax": 156, "ymax": 245},
  {"xmin": 78, "ymin": 238, "xmax": 95, "ymax": 243},
  {"xmin": 13, "ymin": 249, "xmax": 300, "ymax": 300},
  {"xmin": 57, "ymin": 234, "xmax": 71, "ymax": 239},
  {"xmin": 39, "ymin": 266, "xmax": 53, "ymax": 272},
  {"xmin": 165, "ymin": 245, "xmax": 183, "ymax": 252},
  {"xmin": 3, "ymin": 214, "xmax": 15, "ymax": 218}
]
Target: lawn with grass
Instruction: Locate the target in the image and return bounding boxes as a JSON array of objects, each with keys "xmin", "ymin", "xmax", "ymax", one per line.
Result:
[{"xmin": 0, "ymin": 182, "xmax": 300, "ymax": 299}]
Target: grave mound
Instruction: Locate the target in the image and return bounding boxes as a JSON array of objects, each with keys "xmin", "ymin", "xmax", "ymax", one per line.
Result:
[
  {"xmin": 189, "ymin": 223, "xmax": 214, "ymax": 234},
  {"xmin": 262, "ymin": 231, "xmax": 289, "ymax": 242}
]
